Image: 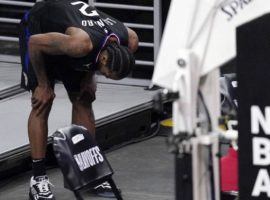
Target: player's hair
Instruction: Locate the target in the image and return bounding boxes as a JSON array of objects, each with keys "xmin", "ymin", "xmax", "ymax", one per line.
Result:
[{"xmin": 105, "ymin": 42, "xmax": 135, "ymax": 79}]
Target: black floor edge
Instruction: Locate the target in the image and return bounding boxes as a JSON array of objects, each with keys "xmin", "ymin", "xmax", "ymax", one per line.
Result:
[{"xmin": 0, "ymin": 84, "xmax": 25, "ymax": 100}]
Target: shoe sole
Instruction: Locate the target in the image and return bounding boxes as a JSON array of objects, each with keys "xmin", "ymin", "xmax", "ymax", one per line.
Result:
[
  {"xmin": 90, "ymin": 188, "xmax": 122, "ymax": 198},
  {"xmin": 29, "ymin": 193, "xmax": 56, "ymax": 200}
]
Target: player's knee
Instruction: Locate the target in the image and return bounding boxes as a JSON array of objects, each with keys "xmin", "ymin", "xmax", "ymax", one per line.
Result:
[
  {"xmin": 69, "ymin": 90, "xmax": 96, "ymax": 108},
  {"xmin": 72, "ymin": 101, "xmax": 91, "ymax": 114},
  {"xmin": 82, "ymin": 87, "xmax": 96, "ymax": 104},
  {"xmin": 78, "ymin": 94, "xmax": 94, "ymax": 108}
]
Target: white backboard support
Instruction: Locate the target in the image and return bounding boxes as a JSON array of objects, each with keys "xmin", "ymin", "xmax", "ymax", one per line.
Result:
[{"xmin": 152, "ymin": 0, "xmax": 270, "ymax": 90}]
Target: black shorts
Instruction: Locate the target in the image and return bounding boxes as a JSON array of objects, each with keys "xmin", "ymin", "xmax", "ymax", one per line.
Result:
[{"xmin": 19, "ymin": 12, "xmax": 95, "ymax": 95}]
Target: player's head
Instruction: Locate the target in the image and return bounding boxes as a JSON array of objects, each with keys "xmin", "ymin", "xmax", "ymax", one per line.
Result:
[{"xmin": 97, "ymin": 42, "xmax": 135, "ymax": 80}]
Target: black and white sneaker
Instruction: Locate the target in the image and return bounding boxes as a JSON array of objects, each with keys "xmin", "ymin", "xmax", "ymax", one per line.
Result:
[
  {"xmin": 29, "ymin": 176, "xmax": 55, "ymax": 200},
  {"xmin": 90, "ymin": 182, "xmax": 121, "ymax": 198}
]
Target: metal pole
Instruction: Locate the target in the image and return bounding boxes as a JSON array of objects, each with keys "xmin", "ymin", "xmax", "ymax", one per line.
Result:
[
  {"xmin": 0, "ymin": 17, "xmax": 20, "ymax": 24},
  {"xmin": 0, "ymin": 36, "xmax": 19, "ymax": 42},
  {"xmin": 135, "ymin": 60, "xmax": 154, "ymax": 66},
  {"xmin": 124, "ymin": 23, "xmax": 153, "ymax": 29},
  {"xmin": 153, "ymin": 0, "xmax": 162, "ymax": 63},
  {"xmin": 94, "ymin": 3, "xmax": 153, "ymax": 11},
  {"xmin": 0, "ymin": 0, "xmax": 34, "ymax": 7}
]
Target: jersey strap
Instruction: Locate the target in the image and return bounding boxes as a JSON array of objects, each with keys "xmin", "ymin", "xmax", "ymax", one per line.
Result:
[{"xmin": 89, "ymin": 15, "xmax": 122, "ymax": 65}]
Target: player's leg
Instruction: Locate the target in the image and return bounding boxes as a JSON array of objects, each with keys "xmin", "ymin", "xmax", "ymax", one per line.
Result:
[
  {"xmin": 28, "ymin": 88, "xmax": 54, "ymax": 161},
  {"xmin": 71, "ymin": 99, "xmax": 96, "ymax": 135},
  {"xmin": 23, "ymin": 59, "xmax": 55, "ymax": 200},
  {"xmin": 61, "ymin": 69, "xmax": 120, "ymax": 197},
  {"xmin": 19, "ymin": 12, "xmax": 56, "ymax": 200},
  {"xmin": 66, "ymin": 71, "xmax": 97, "ymax": 135},
  {"xmin": 23, "ymin": 54, "xmax": 55, "ymax": 179},
  {"xmin": 28, "ymin": 96, "xmax": 55, "ymax": 200}
]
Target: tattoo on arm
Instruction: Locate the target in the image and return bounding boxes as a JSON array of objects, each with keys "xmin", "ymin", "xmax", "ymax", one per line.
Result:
[
  {"xmin": 28, "ymin": 30, "xmax": 92, "ymax": 85},
  {"xmin": 28, "ymin": 41, "xmax": 49, "ymax": 86}
]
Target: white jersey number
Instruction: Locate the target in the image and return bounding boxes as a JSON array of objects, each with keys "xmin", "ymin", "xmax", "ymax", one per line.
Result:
[{"xmin": 71, "ymin": 1, "xmax": 99, "ymax": 17}]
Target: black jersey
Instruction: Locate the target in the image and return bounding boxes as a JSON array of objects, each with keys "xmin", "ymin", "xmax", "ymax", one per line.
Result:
[{"xmin": 28, "ymin": 0, "xmax": 129, "ymax": 70}]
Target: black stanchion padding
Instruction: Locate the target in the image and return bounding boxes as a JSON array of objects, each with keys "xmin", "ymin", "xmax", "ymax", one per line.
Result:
[
  {"xmin": 175, "ymin": 154, "xmax": 193, "ymax": 200},
  {"xmin": 221, "ymin": 192, "xmax": 238, "ymax": 200},
  {"xmin": 237, "ymin": 14, "xmax": 270, "ymax": 200},
  {"xmin": 52, "ymin": 125, "xmax": 123, "ymax": 200}
]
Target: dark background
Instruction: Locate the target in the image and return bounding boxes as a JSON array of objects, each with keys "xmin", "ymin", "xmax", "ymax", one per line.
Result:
[{"xmin": 0, "ymin": 0, "xmax": 172, "ymax": 79}]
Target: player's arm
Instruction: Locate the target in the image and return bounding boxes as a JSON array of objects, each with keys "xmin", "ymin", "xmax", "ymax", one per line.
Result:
[
  {"xmin": 127, "ymin": 27, "xmax": 139, "ymax": 53},
  {"xmin": 28, "ymin": 27, "xmax": 93, "ymax": 85}
]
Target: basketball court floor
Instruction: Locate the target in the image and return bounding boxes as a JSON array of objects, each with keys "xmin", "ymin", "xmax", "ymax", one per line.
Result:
[
  {"xmin": 0, "ymin": 136, "xmax": 174, "ymax": 200},
  {"xmin": 0, "ymin": 58, "xmax": 175, "ymax": 200}
]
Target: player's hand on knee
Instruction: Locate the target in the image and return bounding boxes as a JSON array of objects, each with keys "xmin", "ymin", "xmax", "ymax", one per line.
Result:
[{"xmin": 31, "ymin": 85, "xmax": 55, "ymax": 115}]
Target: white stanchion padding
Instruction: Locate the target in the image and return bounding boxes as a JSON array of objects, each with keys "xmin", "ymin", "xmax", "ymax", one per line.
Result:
[
  {"xmin": 221, "ymin": 129, "xmax": 238, "ymax": 141},
  {"xmin": 152, "ymin": 0, "xmax": 270, "ymax": 90},
  {"xmin": 172, "ymin": 49, "xmax": 200, "ymax": 134},
  {"xmin": 151, "ymin": 1, "xmax": 270, "ymax": 200}
]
